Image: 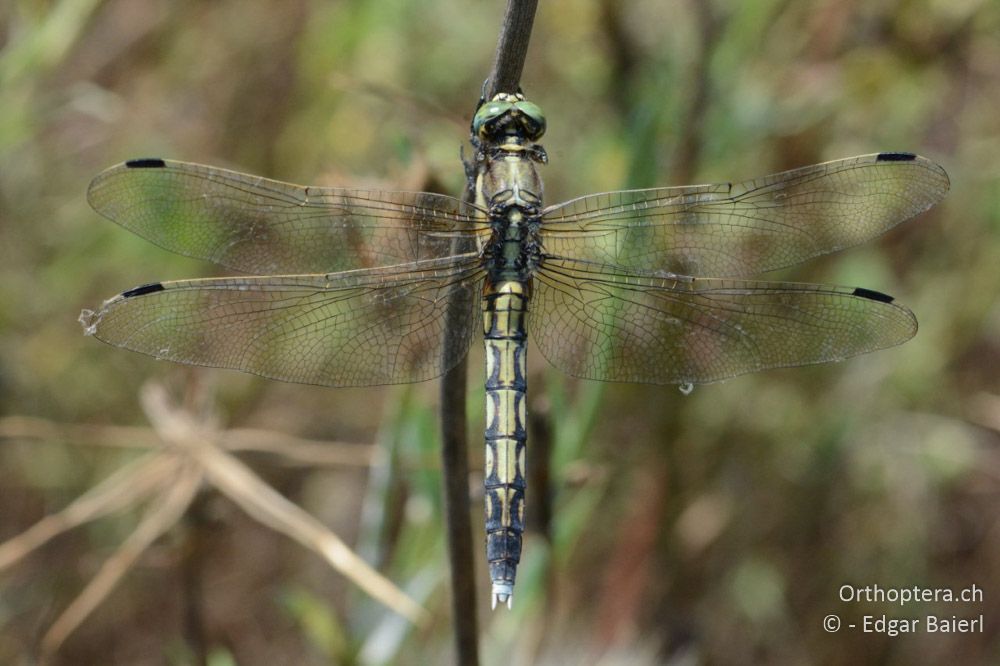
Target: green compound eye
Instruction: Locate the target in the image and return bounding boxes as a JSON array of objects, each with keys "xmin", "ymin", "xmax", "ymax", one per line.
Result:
[
  {"xmin": 473, "ymin": 101, "xmax": 513, "ymax": 138},
  {"xmin": 513, "ymin": 100, "xmax": 546, "ymax": 140}
]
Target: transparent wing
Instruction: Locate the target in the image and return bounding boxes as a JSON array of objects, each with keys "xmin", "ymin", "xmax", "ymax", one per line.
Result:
[
  {"xmin": 530, "ymin": 258, "xmax": 917, "ymax": 385},
  {"xmin": 80, "ymin": 256, "xmax": 485, "ymax": 387},
  {"xmin": 540, "ymin": 153, "xmax": 949, "ymax": 277},
  {"xmin": 88, "ymin": 159, "xmax": 489, "ymax": 274}
]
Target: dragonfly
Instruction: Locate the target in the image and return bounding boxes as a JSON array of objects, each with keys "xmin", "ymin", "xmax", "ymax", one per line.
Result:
[{"xmin": 81, "ymin": 91, "xmax": 949, "ymax": 610}]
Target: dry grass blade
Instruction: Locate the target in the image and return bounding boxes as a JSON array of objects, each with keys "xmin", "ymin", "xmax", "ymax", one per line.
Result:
[
  {"xmin": 0, "ymin": 453, "xmax": 179, "ymax": 571},
  {"xmin": 0, "ymin": 415, "xmax": 371, "ymax": 465},
  {"xmin": 0, "ymin": 415, "xmax": 161, "ymax": 449},
  {"xmin": 969, "ymin": 392, "xmax": 1000, "ymax": 433},
  {"xmin": 196, "ymin": 442, "xmax": 428, "ymax": 626},
  {"xmin": 2, "ymin": 378, "xmax": 419, "ymax": 658},
  {"xmin": 139, "ymin": 383, "xmax": 429, "ymax": 626},
  {"xmin": 220, "ymin": 427, "xmax": 374, "ymax": 467},
  {"xmin": 40, "ymin": 463, "xmax": 203, "ymax": 658},
  {"xmin": 1, "ymin": 377, "xmax": 423, "ymax": 659}
]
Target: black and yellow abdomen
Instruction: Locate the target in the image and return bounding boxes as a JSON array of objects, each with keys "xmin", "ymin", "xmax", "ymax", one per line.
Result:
[{"xmin": 482, "ymin": 278, "xmax": 529, "ymax": 607}]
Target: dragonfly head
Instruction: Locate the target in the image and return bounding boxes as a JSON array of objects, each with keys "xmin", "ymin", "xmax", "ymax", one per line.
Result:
[{"xmin": 473, "ymin": 92, "xmax": 546, "ymax": 144}]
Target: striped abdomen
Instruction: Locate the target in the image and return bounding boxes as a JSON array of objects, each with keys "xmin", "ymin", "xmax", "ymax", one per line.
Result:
[{"xmin": 482, "ymin": 278, "xmax": 529, "ymax": 608}]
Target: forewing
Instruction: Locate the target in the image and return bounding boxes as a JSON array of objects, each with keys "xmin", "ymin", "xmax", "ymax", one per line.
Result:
[
  {"xmin": 540, "ymin": 153, "xmax": 948, "ymax": 277},
  {"xmin": 531, "ymin": 259, "xmax": 917, "ymax": 384},
  {"xmin": 88, "ymin": 159, "xmax": 488, "ymax": 274},
  {"xmin": 80, "ymin": 256, "xmax": 485, "ymax": 387}
]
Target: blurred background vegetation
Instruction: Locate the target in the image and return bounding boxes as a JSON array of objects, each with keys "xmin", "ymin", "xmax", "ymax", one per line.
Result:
[{"xmin": 1, "ymin": 0, "xmax": 998, "ymax": 664}]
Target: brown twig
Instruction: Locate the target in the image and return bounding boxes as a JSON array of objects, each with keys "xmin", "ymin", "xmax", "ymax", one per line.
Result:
[
  {"xmin": 487, "ymin": 0, "xmax": 538, "ymax": 97},
  {"xmin": 440, "ymin": 342, "xmax": 476, "ymax": 665}
]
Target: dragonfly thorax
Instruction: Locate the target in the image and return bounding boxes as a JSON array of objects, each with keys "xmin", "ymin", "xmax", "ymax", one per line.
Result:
[
  {"xmin": 475, "ymin": 135, "xmax": 545, "ymax": 281},
  {"xmin": 475, "ymin": 135, "xmax": 545, "ymax": 209},
  {"xmin": 482, "ymin": 205, "xmax": 542, "ymax": 280}
]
